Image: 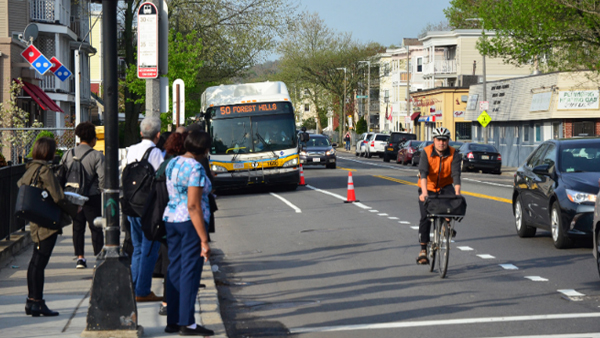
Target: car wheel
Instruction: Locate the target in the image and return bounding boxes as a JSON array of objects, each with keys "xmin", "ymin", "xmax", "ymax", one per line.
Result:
[
  {"xmin": 383, "ymin": 154, "xmax": 390, "ymax": 162},
  {"xmin": 514, "ymin": 197, "xmax": 536, "ymax": 237},
  {"xmin": 551, "ymin": 201, "xmax": 572, "ymax": 249}
]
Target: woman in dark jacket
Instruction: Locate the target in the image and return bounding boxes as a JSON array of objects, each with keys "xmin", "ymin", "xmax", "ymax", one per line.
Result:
[{"xmin": 17, "ymin": 137, "xmax": 79, "ymax": 316}]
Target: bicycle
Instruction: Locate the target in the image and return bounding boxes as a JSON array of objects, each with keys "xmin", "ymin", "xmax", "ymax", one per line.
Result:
[{"xmin": 425, "ymin": 195, "xmax": 466, "ymax": 278}]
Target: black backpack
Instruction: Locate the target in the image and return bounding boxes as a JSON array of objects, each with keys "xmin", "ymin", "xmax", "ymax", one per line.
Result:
[
  {"xmin": 63, "ymin": 148, "xmax": 94, "ymax": 196},
  {"xmin": 121, "ymin": 147, "xmax": 156, "ymax": 217},
  {"xmin": 141, "ymin": 167, "xmax": 170, "ymax": 243}
]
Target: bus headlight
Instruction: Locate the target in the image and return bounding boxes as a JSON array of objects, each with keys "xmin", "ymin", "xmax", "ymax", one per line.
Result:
[
  {"xmin": 211, "ymin": 164, "xmax": 228, "ymax": 172},
  {"xmin": 282, "ymin": 158, "xmax": 298, "ymax": 167}
]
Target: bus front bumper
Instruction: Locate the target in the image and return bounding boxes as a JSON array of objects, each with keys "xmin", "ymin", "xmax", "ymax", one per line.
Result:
[{"xmin": 213, "ymin": 166, "xmax": 300, "ymax": 189}]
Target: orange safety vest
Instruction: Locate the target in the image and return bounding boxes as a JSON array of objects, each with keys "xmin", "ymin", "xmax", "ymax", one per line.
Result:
[{"xmin": 424, "ymin": 144, "xmax": 455, "ymax": 192}]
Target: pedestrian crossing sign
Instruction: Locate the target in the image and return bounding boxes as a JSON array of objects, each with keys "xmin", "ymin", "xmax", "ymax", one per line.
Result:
[{"xmin": 478, "ymin": 111, "xmax": 491, "ymax": 128}]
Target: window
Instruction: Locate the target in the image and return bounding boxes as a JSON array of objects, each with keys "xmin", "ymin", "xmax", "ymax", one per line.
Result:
[
  {"xmin": 455, "ymin": 122, "xmax": 472, "ymax": 140},
  {"xmin": 573, "ymin": 121, "xmax": 594, "ymax": 136},
  {"xmin": 541, "ymin": 143, "xmax": 556, "ymax": 167},
  {"xmin": 417, "ymin": 57, "xmax": 423, "ymax": 72},
  {"xmin": 304, "ymin": 104, "xmax": 309, "ymax": 112},
  {"xmin": 526, "ymin": 144, "xmax": 548, "ymax": 168},
  {"xmin": 553, "ymin": 122, "xmax": 561, "ymax": 139},
  {"xmin": 523, "ymin": 126, "xmax": 530, "ymax": 142},
  {"xmin": 535, "ymin": 124, "xmax": 541, "ymax": 142}
]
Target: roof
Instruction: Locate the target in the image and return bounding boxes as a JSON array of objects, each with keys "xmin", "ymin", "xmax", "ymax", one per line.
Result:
[{"xmin": 201, "ymin": 81, "xmax": 291, "ymax": 112}]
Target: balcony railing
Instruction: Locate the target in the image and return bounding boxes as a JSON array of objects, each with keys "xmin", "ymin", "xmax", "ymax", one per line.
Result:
[
  {"xmin": 422, "ymin": 59, "xmax": 457, "ymax": 76},
  {"xmin": 31, "ymin": 0, "xmax": 70, "ymax": 26}
]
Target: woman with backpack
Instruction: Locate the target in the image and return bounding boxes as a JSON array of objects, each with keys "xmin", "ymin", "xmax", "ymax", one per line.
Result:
[
  {"xmin": 18, "ymin": 137, "xmax": 79, "ymax": 316},
  {"xmin": 162, "ymin": 130, "xmax": 214, "ymax": 336}
]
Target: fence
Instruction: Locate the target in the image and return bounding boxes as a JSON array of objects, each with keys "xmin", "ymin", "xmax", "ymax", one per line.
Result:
[
  {"xmin": 0, "ymin": 164, "xmax": 27, "ymax": 240},
  {"xmin": 0, "ymin": 128, "xmax": 75, "ymax": 164}
]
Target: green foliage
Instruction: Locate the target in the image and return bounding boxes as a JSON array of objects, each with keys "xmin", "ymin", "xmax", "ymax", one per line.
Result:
[
  {"xmin": 444, "ymin": 0, "xmax": 600, "ymax": 72},
  {"xmin": 355, "ymin": 116, "xmax": 367, "ymax": 134},
  {"xmin": 301, "ymin": 118, "xmax": 317, "ymax": 130},
  {"xmin": 0, "ymin": 152, "xmax": 7, "ymax": 167},
  {"xmin": 27, "ymin": 131, "xmax": 55, "ymax": 158}
]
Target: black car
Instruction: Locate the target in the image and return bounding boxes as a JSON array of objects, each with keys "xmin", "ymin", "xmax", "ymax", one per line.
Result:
[
  {"xmin": 458, "ymin": 143, "xmax": 502, "ymax": 174},
  {"xmin": 383, "ymin": 132, "xmax": 417, "ymax": 162},
  {"xmin": 299, "ymin": 134, "xmax": 337, "ymax": 169},
  {"xmin": 412, "ymin": 141, "xmax": 433, "ymax": 166},
  {"xmin": 513, "ymin": 138, "xmax": 600, "ymax": 248}
]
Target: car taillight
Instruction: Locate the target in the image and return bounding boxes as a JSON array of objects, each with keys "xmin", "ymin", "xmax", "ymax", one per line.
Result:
[
  {"xmin": 389, "ymin": 143, "xmax": 393, "ymax": 147},
  {"xmin": 371, "ymin": 141, "xmax": 374, "ymax": 147},
  {"xmin": 408, "ymin": 148, "xmax": 414, "ymax": 154},
  {"xmin": 467, "ymin": 152, "xmax": 474, "ymax": 159},
  {"xmin": 497, "ymin": 154, "xmax": 502, "ymax": 161}
]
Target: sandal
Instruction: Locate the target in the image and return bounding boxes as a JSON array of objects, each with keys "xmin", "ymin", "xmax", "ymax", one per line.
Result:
[{"xmin": 416, "ymin": 250, "xmax": 429, "ymax": 265}]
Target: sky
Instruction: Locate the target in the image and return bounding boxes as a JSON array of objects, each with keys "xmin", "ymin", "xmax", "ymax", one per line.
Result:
[{"xmin": 295, "ymin": 0, "xmax": 452, "ymax": 47}]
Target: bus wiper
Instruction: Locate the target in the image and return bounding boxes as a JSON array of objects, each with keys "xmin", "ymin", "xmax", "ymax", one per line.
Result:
[{"xmin": 255, "ymin": 132, "xmax": 278, "ymax": 158}]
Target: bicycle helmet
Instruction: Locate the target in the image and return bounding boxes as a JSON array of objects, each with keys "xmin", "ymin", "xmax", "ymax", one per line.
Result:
[{"xmin": 432, "ymin": 127, "xmax": 451, "ymax": 140}]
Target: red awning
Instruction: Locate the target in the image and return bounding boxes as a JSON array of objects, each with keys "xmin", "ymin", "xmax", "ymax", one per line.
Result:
[
  {"xmin": 14, "ymin": 79, "xmax": 64, "ymax": 113},
  {"xmin": 410, "ymin": 112, "xmax": 420, "ymax": 121}
]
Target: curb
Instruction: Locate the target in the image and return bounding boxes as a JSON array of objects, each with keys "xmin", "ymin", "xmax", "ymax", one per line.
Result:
[
  {"xmin": 0, "ymin": 231, "xmax": 32, "ymax": 268},
  {"xmin": 199, "ymin": 260, "xmax": 228, "ymax": 337}
]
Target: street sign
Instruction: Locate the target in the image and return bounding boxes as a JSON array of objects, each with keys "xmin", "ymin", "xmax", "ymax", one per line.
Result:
[
  {"xmin": 137, "ymin": 2, "xmax": 159, "ymax": 79},
  {"xmin": 54, "ymin": 65, "xmax": 72, "ymax": 82},
  {"xmin": 31, "ymin": 54, "xmax": 52, "ymax": 75},
  {"xmin": 478, "ymin": 110, "xmax": 491, "ymax": 128},
  {"xmin": 480, "ymin": 101, "xmax": 489, "ymax": 111},
  {"xmin": 172, "ymin": 79, "xmax": 185, "ymax": 125},
  {"xmin": 356, "ymin": 95, "xmax": 368, "ymax": 99}
]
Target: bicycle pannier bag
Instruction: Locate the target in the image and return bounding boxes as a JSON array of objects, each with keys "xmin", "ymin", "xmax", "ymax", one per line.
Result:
[
  {"xmin": 425, "ymin": 195, "xmax": 467, "ymax": 216},
  {"xmin": 15, "ymin": 166, "xmax": 62, "ymax": 230}
]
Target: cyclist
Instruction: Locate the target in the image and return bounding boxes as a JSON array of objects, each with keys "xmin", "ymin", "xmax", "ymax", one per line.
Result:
[{"xmin": 416, "ymin": 127, "xmax": 461, "ymax": 265}]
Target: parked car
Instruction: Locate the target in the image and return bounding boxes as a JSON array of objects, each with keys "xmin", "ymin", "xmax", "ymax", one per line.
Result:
[
  {"xmin": 384, "ymin": 132, "xmax": 417, "ymax": 162},
  {"xmin": 299, "ymin": 134, "xmax": 337, "ymax": 169},
  {"xmin": 458, "ymin": 143, "xmax": 502, "ymax": 174},
  {"xmin": 411, "ymin": 141, "xmax": 433, "ymax": 166},
  {"xmin": 513, "ymin": 138, "xmax": 600, "ymax": 249},
  {"xmin": 397, "ymin": 140, "xmax": 423, "ymax": 165},
  {"xmin": 355, "ymin": 132, "xmax": 372, "ymax": 157},
  {"xmin": 449, "ymin": 141, "xmax": 463, "ymax": 150},
  {"xmin": 365, "ymin": 133, "xmax": 390, "ymax": 158}
]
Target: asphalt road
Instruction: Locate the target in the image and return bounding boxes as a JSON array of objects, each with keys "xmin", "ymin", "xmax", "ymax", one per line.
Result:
[{"xmin": 210, "ymin": 153, "xmax": 600, "ymax": 338}]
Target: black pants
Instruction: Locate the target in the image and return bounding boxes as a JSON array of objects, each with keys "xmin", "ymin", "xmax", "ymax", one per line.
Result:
[
  {"xmin": 72, "ymin": 194, "xmax": 104, "ymax": 257},
  {"xmin": 418, "ymin": 184, "xmax": 456, "ymax": 244},
  {"xmin": 28, "ymin": 233, "xmax": 58, "ymax": 300}
]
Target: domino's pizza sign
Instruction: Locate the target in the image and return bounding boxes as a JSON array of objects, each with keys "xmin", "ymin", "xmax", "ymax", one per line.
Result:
[{"xmin": 21, "ymin": 45, "xmax": 72, "ymax": 81}]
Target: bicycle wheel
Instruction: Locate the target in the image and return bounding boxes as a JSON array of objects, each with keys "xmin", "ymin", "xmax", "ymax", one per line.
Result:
[
  {"xmin": 438, "ymin": 219, "xmax": 451, "ymax": 278},
  {"xmin": 428, "ymin": 218, "xmax": 438, "ymax": 272}
]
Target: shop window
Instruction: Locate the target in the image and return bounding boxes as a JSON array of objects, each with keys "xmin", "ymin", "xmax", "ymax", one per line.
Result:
[
  {"xmin": 573, "ymin": 121, "xmax": 594, "ymax": 136},
  {"xmin": 455, "ymin": 122, "xmax": 472, "ymax": 141}
]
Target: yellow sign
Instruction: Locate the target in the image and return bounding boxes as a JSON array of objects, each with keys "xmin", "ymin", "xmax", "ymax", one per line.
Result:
[{"xmin": 478, "ymin": 111, "xmax": 491, "ymax": 128}]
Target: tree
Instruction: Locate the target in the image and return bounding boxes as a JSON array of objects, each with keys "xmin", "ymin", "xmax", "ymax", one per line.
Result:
[
  {"xmin": 301, "ymin": 118, "xmax": 316, "ymax": 130},
  {"xmin": 355, "ymin": 116, "xmax": 367, "ymax": 134},
  {"xmin": 445, "ymin": 0, "xmax": 600, "ymax": 72},
  {"xmin": 277, "ymin": 11, "xmax": 382, "ymax": 141},
  {"xmin": 418, "ymin": 20, "xmax": 453, "ymax": 39}
]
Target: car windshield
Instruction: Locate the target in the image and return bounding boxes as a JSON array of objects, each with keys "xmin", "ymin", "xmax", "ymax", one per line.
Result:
[
  {"xmin": 560, "ymin": 143, "xmax": 600, "ymax": 172},
  {"xmin": 469, "ymin": 144, "xmax": 497, "ymax": 152},
  {"xmin": 375, "ymin": 135, "xmax": 389, "ymax": 141},
  {"xmin": 306, "ymin": 137, "xmax": 330, "ymax": 147},
  {"xmin": 210, "ymin": 114, "xmax": 297, "ymax": 155}
]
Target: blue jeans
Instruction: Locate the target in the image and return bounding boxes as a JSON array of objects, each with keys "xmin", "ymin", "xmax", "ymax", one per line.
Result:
[
  {"xmin": 345, "ymin": 140, "xmax": 350, "ymax": 150},
  {"xmin": 128, "ymin": 216, "xmax": 160, "ymax": 297},
  {"xmin": 165, "ymin": 220, "xmax": 203, "ymax": 326}
]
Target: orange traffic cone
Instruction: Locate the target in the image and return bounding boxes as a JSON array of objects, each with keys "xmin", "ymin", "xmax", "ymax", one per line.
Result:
[
  {"xmin": 344, "ymin": 171, "xmax": 359, "ymax": 203},
  {"xmin": 299, "ymin": 164, "xmax": 306, "ymax": 186}
]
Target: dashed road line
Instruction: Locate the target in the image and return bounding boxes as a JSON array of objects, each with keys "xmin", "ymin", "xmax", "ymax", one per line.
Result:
[
  {"xmin": 477, "ymin": 254, "xmax": 496, "ymax": 259},
  {"xmin": 388, "ymin": 217, "xmax": 399, "ymax": 220},
  {"xmin": 378, "ymin": 213, "xmax": 389, "ymax": 216},
  {"xmin": 525, "ymin": 276, "xmax": 549, "ymax": 282},
  {"xmin": 399, "ymin": 221, "xmax": 410, "ymax": 224},
  {"xmin": 457, "ymin": 246, "xmax": 474, "ymax": 251},
  {"xmin": 499, "ymin": 264, "xmax": 519, "ymax": 270},
  {"xmin": 558, "ymin": 289, "xmax": 585, "ymax": 301},
  {"xmin": 410, "ymin": 226, "xmax": 419, "ymax": 230},
  {"xmin": 369, "ymin": 210, "xmax": 379, "ymax": 213}
]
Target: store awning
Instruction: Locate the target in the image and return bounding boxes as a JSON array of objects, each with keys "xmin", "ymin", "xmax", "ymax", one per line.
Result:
[
  {"xmin": 410, "ymin": 112, "xmax": 420, "ymax": 121},
  {"xmin": 15, "ymin": 79, "xmax": 64, "ymax": 113}
]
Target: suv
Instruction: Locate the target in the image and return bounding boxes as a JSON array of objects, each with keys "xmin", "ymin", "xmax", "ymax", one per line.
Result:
[
  {"xmin": 355, "ymin": 132, "xmax": 372, "ymax": 157},
  {"xmin": 383, "ymin": 132, "xmax": 417, "ymax": 162},
  {"xmin": 365, "ymin": 133, "xmax": 390, "ymax": 158}
]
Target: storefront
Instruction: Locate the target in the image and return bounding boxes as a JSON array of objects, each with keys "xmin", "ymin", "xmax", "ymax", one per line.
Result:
[{"xmin": 410, "ymin": 87, "xmax": 470, "ymax": 141}]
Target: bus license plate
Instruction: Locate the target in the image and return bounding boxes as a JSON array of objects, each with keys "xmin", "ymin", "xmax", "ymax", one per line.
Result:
[
  {"xmin": 267, "ymin": 160, "xmax": 277, "ymax": 167},
  {"xmin": 233, "ymin": 163, "xmax": 244, "ymax": 169},
  {"xmin": 313, "ymin": 158, "xmax": 320, "ymax": 163},
  {"xmin": 481, "ymin": 155, "xmax": 489, "ymax": 160}
]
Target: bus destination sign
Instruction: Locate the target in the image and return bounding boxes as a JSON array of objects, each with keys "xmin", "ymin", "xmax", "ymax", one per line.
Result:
[{"xmin": 218, "ymin": 103, "xmax": 279, "ymax": 116}]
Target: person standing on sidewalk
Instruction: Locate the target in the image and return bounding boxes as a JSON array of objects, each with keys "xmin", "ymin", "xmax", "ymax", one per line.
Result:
[
  {"xmin": 344, "ymin": 132, "xmax": 351, "ymax": 151},
  {"xmin": 60, "ymin": 122, "xmax": 105, "ymax": 269},
  {"xmin": 162, "ymin": 130, "xmax": 214, "ymax": 336},
  {"xmin": 126, "ymin": 117, "xmax": 164, "ymax": 302},
  {"xmin": 18, "ymin": 137, "xmax": 79, "ymax": 316}
]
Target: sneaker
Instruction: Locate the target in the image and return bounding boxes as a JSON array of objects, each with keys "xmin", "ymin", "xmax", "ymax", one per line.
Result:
[
  {"xmin": 159, "ymin": 303, "xmax": 167, "ymax": 316},
  {"xmin": 76, "ymin": 258, "xmax": 87, "ymax": 269}
]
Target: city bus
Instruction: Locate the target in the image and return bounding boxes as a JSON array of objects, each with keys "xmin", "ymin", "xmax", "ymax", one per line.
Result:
[{"xmin": 201, "ymin": 81, "xmax": 304, "ymax": 190}]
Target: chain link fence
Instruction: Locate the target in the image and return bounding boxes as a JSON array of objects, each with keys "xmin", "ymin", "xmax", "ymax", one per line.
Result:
[{"xmin": 0, "ymin": 128, "xmax": 75, "ymax": 164}]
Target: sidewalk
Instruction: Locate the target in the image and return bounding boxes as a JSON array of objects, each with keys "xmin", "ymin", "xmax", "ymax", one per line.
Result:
[{"xmin": 0, "ymin": 226, "xmax": 227, "ymax": 337}]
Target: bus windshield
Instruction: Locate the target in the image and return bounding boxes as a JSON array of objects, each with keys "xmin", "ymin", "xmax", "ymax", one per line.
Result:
[{"xmin": 210, "ymin": 114, "xmax": 297, "ymax": 155}]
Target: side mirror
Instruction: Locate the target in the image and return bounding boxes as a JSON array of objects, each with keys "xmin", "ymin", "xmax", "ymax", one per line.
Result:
[
  {"xmin": 532, "ymin": 164, "xmax": 550, "ymax": 176},
  {"xmin": 332, "ymin": 143, "xmax": 338, "ymax": 148},
  {"xmin": 300, "ymin": 133, "xmax": 310, "ymax": 143}
]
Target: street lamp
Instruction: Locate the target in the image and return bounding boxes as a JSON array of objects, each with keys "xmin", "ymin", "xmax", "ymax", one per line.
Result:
[
  {"xmin": 336, "ymin": 67, "xmax": 347, "ymax": 141},
  {"xmin": 358, "ymin": 61, "xmax": 370, "ymax": 132},
  {"xmin": 466, "ymin": 17, "xmax": 488, "ymax": 143}
]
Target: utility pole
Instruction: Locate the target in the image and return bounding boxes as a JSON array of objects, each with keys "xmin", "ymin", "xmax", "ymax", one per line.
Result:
[
  {"xmin": 336, "ymin": 67, "xmax": 347, "ymax": 142},
  {"xmin": 406, "ymin": 47, "xmax": 411, "ymax": 132},
  {"xmin": 359, "ymin": 61, "xmax": 370, "ymax": 132}
]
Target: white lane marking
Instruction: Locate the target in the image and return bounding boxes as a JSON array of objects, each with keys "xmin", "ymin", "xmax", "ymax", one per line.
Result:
[
  {"xmin": 388, "ymin": 217, "xmax": 399, "ymax": 220},
  {"xmin": 369, "ymin": 210, "xmax": 379, "ymax": 213},
  {"xmin": 483, "ymin": 333, "xmax": 600, "ymax": 338},
  {"xmin": 410, "ymin": 226, "xmax": 419, "ymax": 230},
  {"xmin": 378, "ymin": 213, "xmax": 389, "ymax": 216},
  {"xmin": 269, "ymin": 193, "xmax": 301, "ymax": 213},
  {"xmin": 288, "ymin": 313, "xmax": 600, "ymax": 334},
  {"xmin": 558, "ymin": 289, "xmax": 586, "ymax": 301},
  {"xmin": 499, "ymin": 264, "xmax": 519, "ymax": 270},
  {"xmin": 457, "ymin": 246, "xmax": 473, "ymax": 251},
  {"xmin": 477, "ymin": 254, "xmax": 496, "ymax": 259},
  {"xmin": 399, "ymin": 221, "xmax": 410, "ymax": 224},
  {"xmin": 306, "ymin": 185, "xmax": 346, "ymax": 201},
  {"xmin": 462, "ymin": 177, "xmax": 513, "ymax": 188},
  {"xmin": 525, "ymin": 276, "xmax": 548, "ymax": 282},
  {"xmin": 353, "ymin": 202, "xmax": 371, "ymax": 209}
]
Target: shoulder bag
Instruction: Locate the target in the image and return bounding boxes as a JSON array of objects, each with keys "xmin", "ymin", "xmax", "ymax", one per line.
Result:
[{"xmin": 15, "ymin": 165, "xmax": 62, "ymax": 230}]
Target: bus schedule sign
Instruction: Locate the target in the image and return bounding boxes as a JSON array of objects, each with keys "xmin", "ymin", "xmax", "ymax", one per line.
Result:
[
  {"xmin": 217, "ymin": 103, "xmax": 280, "ymax": 117},
  {"xmin": 137, "ymin": 2, "xmax": 158, "ymax": 79}
]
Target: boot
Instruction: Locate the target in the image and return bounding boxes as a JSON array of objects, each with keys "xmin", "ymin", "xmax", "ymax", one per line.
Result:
[
  {"xmin": 30, "ymin": 299, "xmax": 59, "ymax": 317},
  {"xmin": 25, "ymin": 299, "xmax": 34, "ymax": 315}
]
